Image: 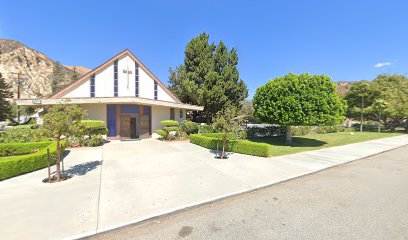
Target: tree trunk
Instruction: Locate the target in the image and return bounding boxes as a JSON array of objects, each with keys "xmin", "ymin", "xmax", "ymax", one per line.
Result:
[
  {"xmin": 286, "ymin": 126, "xmax": 293, "ymax": 144},
  {"xmin": 378, "ymin": 111, "xmax": 381, "ymax": 133},
  {"xmin": 221, "ymin": 134, "xmax": 227, "ymax": 159},
  {"xmin": 56, "ymin": 140, "xmax": 61, "ymax": 181}
]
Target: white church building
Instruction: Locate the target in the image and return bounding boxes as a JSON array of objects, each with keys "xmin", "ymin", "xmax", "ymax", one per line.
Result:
[{"xmin": 16, "ymin": 49, "xmax": 203, "ymax": 139}]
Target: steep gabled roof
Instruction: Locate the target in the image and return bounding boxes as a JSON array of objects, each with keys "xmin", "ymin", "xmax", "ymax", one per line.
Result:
[{"xmin": 52, "ymin": 49, "xmax": 181, "ymax": 103}]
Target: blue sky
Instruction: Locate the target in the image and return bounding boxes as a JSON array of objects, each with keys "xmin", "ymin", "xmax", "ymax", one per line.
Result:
[{"xmin": 1, "ymin": 0, "xmax": 407, "ymax": 98}]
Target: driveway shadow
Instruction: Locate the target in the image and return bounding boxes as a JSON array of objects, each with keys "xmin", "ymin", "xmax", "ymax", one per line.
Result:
[{"xmin": 65, "ymin": 160, "xmax": 103, "ymax": 176}]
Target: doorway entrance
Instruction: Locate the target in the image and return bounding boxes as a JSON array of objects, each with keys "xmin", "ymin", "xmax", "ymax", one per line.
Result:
[{"xmin": 120, "ymin": 114, "xmax": 139, "ymax": 139}]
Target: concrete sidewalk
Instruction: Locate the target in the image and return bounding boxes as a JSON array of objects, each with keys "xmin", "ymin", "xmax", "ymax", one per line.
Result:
[{"xmin": 0, "ymin": 135, "xmax": 407, "ymax": 240}]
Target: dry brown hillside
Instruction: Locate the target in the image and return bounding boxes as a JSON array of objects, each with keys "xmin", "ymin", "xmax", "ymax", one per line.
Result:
[
  {"xmin": 336, "ymin": 81, "xmax": 353, "ymax": 96},
  {"xmin": 0, "ymin": 39, "xmax": 86, "ymax": 99}
]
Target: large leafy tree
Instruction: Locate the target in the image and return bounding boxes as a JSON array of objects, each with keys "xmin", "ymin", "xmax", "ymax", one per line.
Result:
[
  {"xmin": 169, "ymin": 32, "xmax": 248, "ymax": 122},
  {"xmin": 345, "ymin": 75, "xmax": 408, "ymax": 130},
  {"xmin": 41, "ymin": 104, "xmax": 85, "ymax": 181},
  {"xmin": 0, "ymin": 73, "xmax": 13, "ymax": 121},
  {"xmin": 253, "ymin": 73, "xmax": 346, "ymax": 143}
]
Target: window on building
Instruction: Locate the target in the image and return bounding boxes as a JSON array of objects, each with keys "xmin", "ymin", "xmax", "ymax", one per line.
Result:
[
  {"xmin": 90, "ymin": 74, "xmax": 95, "ymax": 97},
  {"xmin": 180, "ymin": 109, "xmax": 183, "ymax": 119},
  {"xmin": 154, "ymin": 81, "xmax": 158, "ymax": 100},
  {"xmin": 170, "ymin": 108, "xmax": 175, "ymax": 120},
  {"xmin": 114, "ymin": 59, "xmax": 118, "ymax": 96},
  {"xmin": 135, "ymin": 64, "xmax": 139, "ymax": 97}
]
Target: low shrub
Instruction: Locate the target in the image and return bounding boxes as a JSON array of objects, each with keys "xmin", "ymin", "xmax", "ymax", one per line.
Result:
[
  {"xmin": 160, "ymin": 120, "xmax": 179, "ymax": 127},
  {"xmin": 163, "ymin": 127, "xmax": 179, "ymax": 132},
  {"xmin": 157, "ymin": 120, "xmax": 179, "ymax": 140},
  {"xmin": 83, "ymin": 134, "xmax": 104, "ymax": 147},
  {"xmin": 198, "ymin": 124, "xmax": 216, "ymax": 134},
  {"xmin": 0, "ymin": 127, "xmax": 50, "ymax": 143},
  {"xmin": 292, "ymin": 125, "xmax": 349, "ymax": 136},
  {"xmin": 190, "ymin": 134, "xmax": 272, "ymax": 157},
  {"xmin": 0, "ymin": 141, "xmax": 66, "ymax": 180},
  {"xmin": 81, "ymin": 120, "xmax": 109, "ymax": 135},
  {"xmin": 200, "ymin": 132, "xmax": 239, "ymax": 140},
  {"xmin": 180, "ymin": 120, "xmax": 199, "ymax": 135},
  {"xmin": 155, "ymin": 129, "xmax": 167, "ymax": 138},
  {"xmin": 0, "ymin": 142, "xmax": 50, "ymax": 157}
]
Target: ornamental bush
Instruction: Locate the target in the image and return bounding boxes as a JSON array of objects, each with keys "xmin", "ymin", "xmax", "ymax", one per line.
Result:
[
  {"xmin": 179, "ymin": 120, "xmax": 199, "ymax": 135},
  {"xmin": 0, "ymin": 141, "xmax": 66, "ymax": 180},
  {"xmin": 197, "ymin": 124, "xmax": 216, "ymax": 134},
  {"xmin": 81, "ymin": 120, "xmax": 109, "ymax": 135},
  {"xmin": 160, "ymin": 120, "xmax": 179, "ymax": 127},
  {"xmin": 190, "ymin": 134, "xmax": 272, "ymax": 157},
  {"xmin": 0, "ymin": 142, "xmax": 50, "ymax": 157},
  {"xmin": 156, "ymin": 120, "xmax": 179, "ymax": 140},
  {"xmin": 0, "ymin": 127, "xmax": 50, "ymax": 143}
]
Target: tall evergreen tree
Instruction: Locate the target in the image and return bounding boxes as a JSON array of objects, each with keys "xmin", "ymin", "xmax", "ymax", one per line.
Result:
[
  {"xmin": 0, "ymin": 73, "xmax": 13, "ymax": 121},
  {"xmin": 169, "ymin": 33, "xmax": 248, "ymax": 122}
]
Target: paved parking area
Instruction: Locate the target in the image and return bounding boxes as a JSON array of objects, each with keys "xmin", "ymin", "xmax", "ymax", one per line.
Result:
[{"xmin": 0, "ymin": 135, "xmax": 407, "ymax": 240}]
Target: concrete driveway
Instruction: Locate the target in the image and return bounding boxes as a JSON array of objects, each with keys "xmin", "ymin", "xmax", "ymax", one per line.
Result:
[{"xmin": 0, "ymin": 135, "xmax": 407, "ymax": 240}]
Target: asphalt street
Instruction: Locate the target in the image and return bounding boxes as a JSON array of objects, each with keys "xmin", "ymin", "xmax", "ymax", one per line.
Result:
[{"xmin": 87, "ymin": 145, "xmax": 408, "ymax": 240}]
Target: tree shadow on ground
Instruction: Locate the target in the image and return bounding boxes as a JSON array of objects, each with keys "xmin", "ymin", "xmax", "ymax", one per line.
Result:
[
  {"xmin": 209, "ymin": 149, "xmax": 233, "ymax": 158},
  {"xmin": 249, "ymin": 136, "xmax": 327, "ymax": 147},
  {"xmin": 65, "ymin": 160, "xmax": 103, "ymax": 176},
  {"xmin": 62, "ymin": 150, "xmax": 71, "ymax": 158}
]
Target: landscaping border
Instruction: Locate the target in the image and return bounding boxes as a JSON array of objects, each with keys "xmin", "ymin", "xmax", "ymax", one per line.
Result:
[
  {"xmin": 190, "ymin": 134, "xmax": 272, "ymax": 157},
  {"xmin": 0, "ymin": 141, "xmax": 66, "ymax": 180}
]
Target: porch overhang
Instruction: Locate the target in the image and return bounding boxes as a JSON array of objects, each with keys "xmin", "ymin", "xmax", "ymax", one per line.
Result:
[{"xmin": 15, "ymin": 97, "xmax": 204, "ymax": 111}]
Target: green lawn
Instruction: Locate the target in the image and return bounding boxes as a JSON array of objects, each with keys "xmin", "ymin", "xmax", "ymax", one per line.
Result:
[{"xmin": 249, "ymin": 132, "xmax": 404, "ymax": 156}]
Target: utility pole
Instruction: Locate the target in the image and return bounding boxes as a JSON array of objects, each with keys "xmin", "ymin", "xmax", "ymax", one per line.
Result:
[
  {"xmin": 360, "ymin": 94, "xmax": 364, "ymax": 133},
  {"xmin": 8, "ymin": 72, "xmax": 26, "ymax": 123}
]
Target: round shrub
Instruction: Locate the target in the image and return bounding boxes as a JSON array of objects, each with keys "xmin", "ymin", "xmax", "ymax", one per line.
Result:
[
  {"xmin": 180, "ymin": 120, "xmax": 199, "ymax": 135},
  {"xmin": 160, "ymin": 120, "xmax": 179, "ymax": 127}
]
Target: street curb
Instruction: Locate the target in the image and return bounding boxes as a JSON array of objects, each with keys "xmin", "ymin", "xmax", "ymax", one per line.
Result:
[{"xmin": 65, "ymin": 136, "xmax": 408, "ymax": 240}]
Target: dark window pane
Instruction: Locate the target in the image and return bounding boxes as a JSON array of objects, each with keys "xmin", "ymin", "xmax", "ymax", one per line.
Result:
[{"xmin": 170, "ymin": 108, "xmax": 175, "ymax": 120}]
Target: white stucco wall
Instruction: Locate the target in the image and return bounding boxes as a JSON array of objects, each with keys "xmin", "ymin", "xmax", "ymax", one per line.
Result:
[
  {"xmin": 151, "ymin": 106, "xmax": 186, "ymax": 138},
  {"xmin": 64, "ymin": 79, "xmax": 91, "ymax": 98},
  {"xmin": 157, "ymin": 85, "xmax": 175, "ymax": 102},
  {"xmin": 81, "ymin": 104, "xmax": 107, "ymax": 123},
  {"xmin": 61, "ymin": 53, "xmax": 177, "ymax": 103},
  {"xmin": 151, "ymin": 105, "xmax": 169, "ymax": 138},
  {"xmin": 117, "ymin": 55, "xmax": 136, "ymax": 97},
  {"xmin": 138, "ymin": 67, "xmax": 154, "ymax": 100},
  {"xmin": 95, "ymin": 64, "xmax": 114, "ymax": 97}
]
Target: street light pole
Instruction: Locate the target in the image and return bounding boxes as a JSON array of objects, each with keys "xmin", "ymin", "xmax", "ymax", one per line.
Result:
[{"xmin": 8, "ymin": 72, "xmax": 26, "ymax": 124}]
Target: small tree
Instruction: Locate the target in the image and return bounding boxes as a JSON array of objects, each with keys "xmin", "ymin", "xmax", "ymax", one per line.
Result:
[
  {"xmin": 0, "ymin": 73, "xmax": 13, "ymax": 121},
  {"xmin": 41, "ymin": 104, "xmax": 85, "ymax": 181},
  {"xmin": 212, "ymin": 106, "xmax": 243, "ymax": 159},
  {"xmin": 344, "ymin": 81, "xmax": 370, "ymax": 132},
  {"xmin": 253, "ymin": 73, "xmax": 346, "ymax": 144},
  {"xmin": 372, "ymin": 99, "xmax": 387, "ymax": 133}
]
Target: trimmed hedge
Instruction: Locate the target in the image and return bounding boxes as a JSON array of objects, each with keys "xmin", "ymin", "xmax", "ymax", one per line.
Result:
[
  {"xmin": 155, "ymin": 130, "xmax": 167, "ymax": 137},
  {"xmin": 190, "ymin": 134, "xmax": 272, "ymax": 157},
  {"xmin": 200, "ymin": 132, "xmax": 239, "ymax": 140},
  {"xmin": 81, "ymin": 120, "xmax": 109, "ymax": 135},
  {"xmin": 0, "ymin": 142, "xmax": 50, "ymax": 157},
  {"xmin": 0, "ymin": 141, "xmax": 66, "ymax": 180},
  {"xmin": 161, "ymin": 120, "xmax": 179, "ymax": 127}
]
